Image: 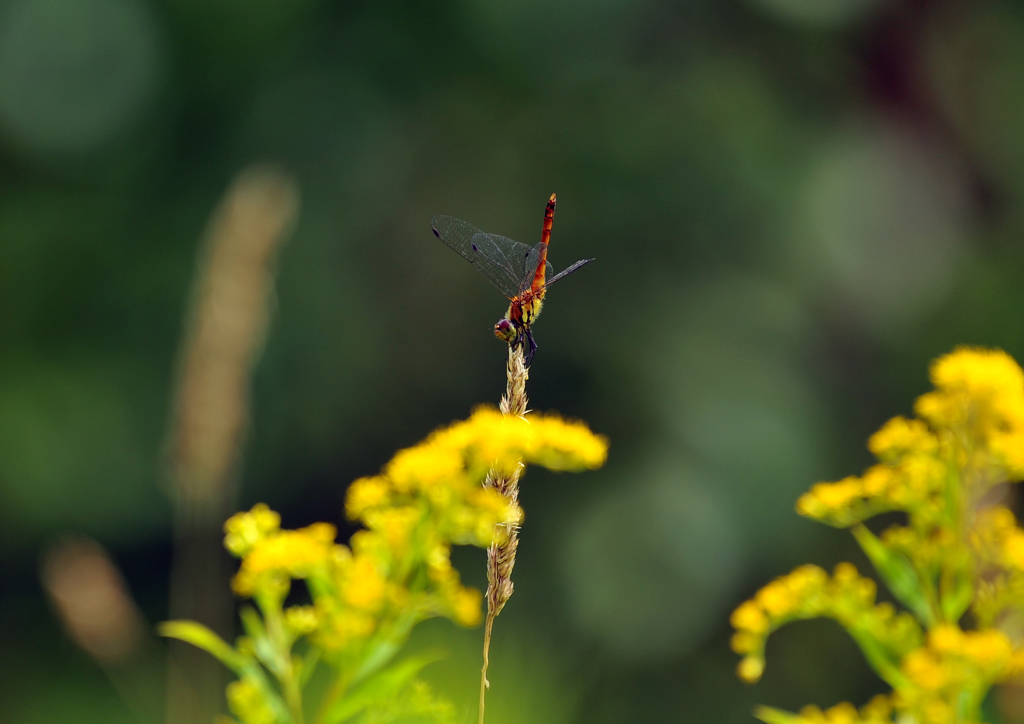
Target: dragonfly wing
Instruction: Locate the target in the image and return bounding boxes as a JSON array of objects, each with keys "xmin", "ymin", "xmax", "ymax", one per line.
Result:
[
  {"xmin": 470, "ymin": 232, "xmax": 538, "ymax": 298},
  {"xmin": 431, "ymin": 215, "xmax": 535, "ymax": 299},
  {"xmin": 431, "ymin": 215, "xmax": 479, "ymax": 263},
  {"xmin": 536, "ymin": 258, "xmax": 594, "ymax": 294},
  {"xmin": 519, "ymin": 242, "xmax": 549, "ymax": 296}
]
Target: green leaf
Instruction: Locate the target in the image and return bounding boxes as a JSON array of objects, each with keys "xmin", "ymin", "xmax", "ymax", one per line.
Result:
[
  {"xmin": 239, "ymin": 606, "xmax": 283, "ymax": 674},
  {"xmin": 846, "ymin": 626, "xmax": 910, "ymax": 691},
  {"xmin": 359, "ymin": 679, "xmax": 456, "ymax": 724},
  {"xmin": 852, "ymin": 524, "xmax": 934, "ymax": 626},
  {"xmin": 159, "ymin": 620, "xmax": 247, "ymax": 674},
  {"xmin": 321, "ymin": 652, "xmax": 444, "ymax": 724},
  {"xmin": 754, "ymin": 706, "xmax": 803, "ymax": 724},
  {"xmin": 940, "ymin": 566, "xmax": 974, "ymax": 624},
  {"xmin": 300, "ymin": 646, "xmax": 322, "ymax": 688},
  {"xmin": 240, "ymin": 605, "xmax": 269, "ymax": 641},
  {"xmin": 351, "ymin": 612, "xmax": 420, "ymax": 684},
  {"xmin": 160, "ymin": 620, "xmax": 294, "ymax": 723}
]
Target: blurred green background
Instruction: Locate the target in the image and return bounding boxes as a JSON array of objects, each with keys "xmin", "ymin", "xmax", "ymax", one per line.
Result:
[{"xmin": 4, "ymin": 0, "xmax": 1024, "ymax": 721}]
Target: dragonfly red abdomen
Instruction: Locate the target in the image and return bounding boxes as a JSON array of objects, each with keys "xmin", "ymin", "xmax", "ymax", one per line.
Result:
[{"xmin": 530, "ymin": 193, "xmax": 556, "ymax": 295}]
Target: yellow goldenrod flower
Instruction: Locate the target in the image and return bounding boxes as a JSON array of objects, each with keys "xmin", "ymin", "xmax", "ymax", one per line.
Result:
[
  {"xmin": 732, "ymin": 562, "xmax": 921, "ymax": 686},
  {"xmin": 921, "ymin": 699, "xmax": 953, "ymax": 724},
  {"xmin": 518, "ymin": 412, "xmax": 610, "ymax": 471},
  {"xmin": 755, "ymin": 699, "xmax": 892, "ymax": 724},
  {"xmin": 245, "ymin": 524, "xmax": 336, "ymax": 572},
  {"xmin": 224, "ymin": 503, "xmax": 281, "ymax": 557},
  {"xmin": 868, "ymin": 417, "xmax": 937, "ymax": 462},
  {"xmin": 730, "ymin": 600, "xmax": 769, "ymax": 635},
  {"xmin": 283, "ymin": 605, "xmax": 318, "ymax": 636},
  {"xmin": 737, "ymin": 348, "xmax": 1024, "ymax": 724},
  {"xmin": 959, "ymin": 629, "xmax": 1013, "ymax": 671},
  {"xmin": 917, "ymin": 347, "xmax": 1024, "ymax": 475},
  {"xmin": 167, "ymin": 404, "xmax": 607, "ymax": 724},
  {"xmin": 807, "ymin": 478, "xmax": 863, "ymax": 511},
  {"xmin": 340, "ymin": 554, "xmax": 387, "ymax": 612},
  {"xmin": 464, "ymin": 488, "xmax": 522, "ymax": 545},
  {"xmin": 903, "ymin": 648, "xmax": 949, "ymax": 691},
  {"xmin": 861, "ymin": 466, "xmax": 892, "ymax": 497},
  {"xmin": 345, "ymin": 475, "xmax": 392, "ymax": 519},
  {"xmin": 363, "ymin": 506, "xmax": 421, "ymax": 558},
  {"xmin": 818, "ymin": 702, "xmax": 858, "ymax": 724},
  {"xmin": 386, "ymin": 443, "xmax": 465, "ymax": 493},
  {"xmin": 226, "ymin": 679, "xmax": 275, "ymax": 724},
  {"xmin": 346, "ymin": 408, "xmax": 605, "ymax": 545},
  {"xmin": 918, "ymin": 347, "xmax": 1024, "ymax": 419},
  {"xmin": 231, "ymin": 522, "xmax": 337, "ymax": 597},
  {"xmin": 314, "ymin": 603, "xmax": 377, "ymax": 652},
  {"xmin": 1002, "ymin": 530, "xmax": 1024, "ymax": 570},
  {"xmin": 755, "ymin": 578, "xmax": 799, "ymax": 617},
  {"xmin": 425, "ymin": 406, "xmax": 608, "ymax": 475},
  {"xmin": 167, "ymin": 391, "xmax": 606, "ymax": 724},
  {"xmin": 737, "ymin": 656, "xmax": 764, "ymax": 684},
  {"xmin": 448, "ymin": 585, "xmax": 483, "ymax": 627},
  {"xmin": 860, "ymin": 695, "xmax": 892, "ymax": 723}
]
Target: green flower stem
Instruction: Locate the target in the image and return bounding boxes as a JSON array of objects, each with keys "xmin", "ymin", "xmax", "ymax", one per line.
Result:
[{"xmin": 313, "ymin": 674, "xmax": 348, "ymax": 724}]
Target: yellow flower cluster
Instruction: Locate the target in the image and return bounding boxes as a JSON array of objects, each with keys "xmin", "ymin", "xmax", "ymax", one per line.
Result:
[
  {"xmin": 899, "ymin": 625, "xmax": 1024, "ymax": 724},
  {"xmin": 916, "ymin": 349, "xmax": 1024, "ymax": 475},
  {"xmin": 756, "ymin": 696, "xmax": 893, "ymax": 724},
  {"xmin": 733, "ymin": 348, "xmax": 1024, "ymax": 724},
  {"xmin": 229, "ymin": 515, "xmax": 337, "ymax": 599},
  {"xmin": 969, "ymin": 506, "xmax": 1024, "ymax": 628},
  {"xmin": 166, "ymin": 406, "xmax": 607, "ymax": 724},
  {"xmin": 221, "ymin": 501, "xmax": 478, "ymax": 657},
  {"xmin": 347, "ymin": 406, "xmax": 608, "ymax": 543},
  {"xmin": 224, "ymin": 503, "xmax": 282, "ymax": 556},
  {"xmin": 731, "ymin": 563, "xmax": 922, "ymax": 684},
  {"xmin": 222, "ymin": 407, "xmax": 608, "ymax": 655},
  {"xmin": 226, "ymin": 679, "xmax": 276, "ymax": 724},
  {"xmin": 798, "ymin": 348, "xmax": 1024, "ymax": 529},
  {"xmin": 795, "ymin": 417, "xmax": 945, "ymax": 527},
  {"xmin": 902, "ymin": 626, "xmax": 1018, "ymax": 690},
  {"xmin": 971, "ymin": 506, "xmax": 1024, "ymax": 572}
]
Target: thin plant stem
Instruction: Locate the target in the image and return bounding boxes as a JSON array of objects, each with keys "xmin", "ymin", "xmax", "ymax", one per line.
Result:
[
  {"xmin": 286, "ymin": 675, "xmax": 305, "ymax": 724},
  {"xmin": 478, "ymin": 614, "xmax": 494, "ymax": 724},
  {"xmin": 314, "ymin": 675, "xmax": 347, "ymax": 724},
  {"xmin": 479, "ymin": 344, "xmax": 528, "ymax": 724}
]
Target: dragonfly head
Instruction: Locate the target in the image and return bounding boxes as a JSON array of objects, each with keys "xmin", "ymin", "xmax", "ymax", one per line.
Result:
[{"xmin": 494, "ymin": 318, "xmax": 518, "ymax": 343}]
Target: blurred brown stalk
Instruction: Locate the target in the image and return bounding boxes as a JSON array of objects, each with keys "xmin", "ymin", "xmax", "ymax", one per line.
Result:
[
  {"xmin": 165, "ymin": 166, "xmax": 299, "ymax": 724},
  {"xmin": 41, "ymin": 536, "xmax": 158, "ymax": 721},
  {"xmin": 41, "ymin": 536, "xmax": 147, "ymax": 663}
]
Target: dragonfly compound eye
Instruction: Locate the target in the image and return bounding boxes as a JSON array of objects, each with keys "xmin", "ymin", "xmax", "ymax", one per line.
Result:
[{"xmin": 494, "ymin": 318, "xmax": 518, "ymax": 343}]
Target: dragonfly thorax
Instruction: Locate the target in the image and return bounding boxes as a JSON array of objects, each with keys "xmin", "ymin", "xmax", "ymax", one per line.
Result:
[
  {"xmin": 508, "ymin": 294, "xmax": 544, "ymax": 327},
  {"xmin": 494, "ymin": 294, "xmax": 543, "ymax": 350}
]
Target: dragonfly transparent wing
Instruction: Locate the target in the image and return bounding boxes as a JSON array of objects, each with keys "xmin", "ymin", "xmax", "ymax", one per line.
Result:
[
  {"xmin": 520, "ymin": 242, "xmax": 555, "ymax": 297},
  {"xmin": 535, "ymin": 258, "xmax": 593, "ymax": 295},
  {"xmin": 431, "ymin": 215, "xmax": 537, "ymax": 299}
]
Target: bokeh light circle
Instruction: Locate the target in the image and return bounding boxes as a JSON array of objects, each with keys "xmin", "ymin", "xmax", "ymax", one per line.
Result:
[
  {"xmin": 798, "ymin": 124, "xmax": 969, "ymax": 332},
  {"xmin": 748, "ymin": 0, "xmax": 887, "ymax": 28},
  {"xmin": 560, "ymin": 463, "xmax": 744, "ymax": 662},
  {"xmin": 0, "ymin": 0, "xmax": 161, "ymax": 156}
]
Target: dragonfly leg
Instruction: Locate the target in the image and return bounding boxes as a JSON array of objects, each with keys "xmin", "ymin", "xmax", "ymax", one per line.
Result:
[{"xmin": 524, "ymin": 328, "xmax": 537, "ymax": 366}]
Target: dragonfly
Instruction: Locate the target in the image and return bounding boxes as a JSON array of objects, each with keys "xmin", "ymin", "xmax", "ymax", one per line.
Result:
[{"xmin": 431, "ymin": 193, "xmax": 593, "ymax": 364}]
